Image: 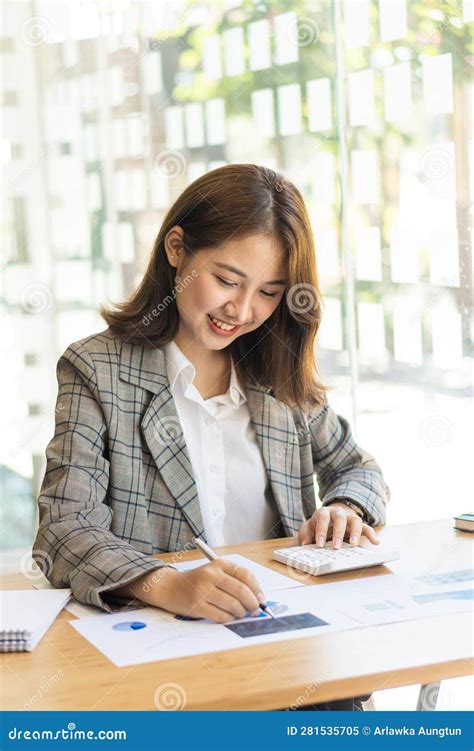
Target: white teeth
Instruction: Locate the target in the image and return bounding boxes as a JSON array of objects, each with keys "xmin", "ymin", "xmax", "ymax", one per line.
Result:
[{"xmin": 210, "ymin": 315, "xmax": 236, "ymax": 331}]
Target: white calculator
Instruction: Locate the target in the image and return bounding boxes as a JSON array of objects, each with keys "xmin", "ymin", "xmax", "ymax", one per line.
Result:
[{"xmin": 273, "ymin": 542, "xmax": 399, "ymax": 576}]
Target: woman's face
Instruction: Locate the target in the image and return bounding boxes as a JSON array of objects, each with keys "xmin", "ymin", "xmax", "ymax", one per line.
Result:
[{"xmin": 165, "ymin": 229, "xmax": 287, "ymax": 353}]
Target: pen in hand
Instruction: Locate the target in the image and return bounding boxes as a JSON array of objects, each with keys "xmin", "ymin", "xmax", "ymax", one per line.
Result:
[{"xmin": 192, "ymin": 537, "xmax": 275, "ymax": 619}]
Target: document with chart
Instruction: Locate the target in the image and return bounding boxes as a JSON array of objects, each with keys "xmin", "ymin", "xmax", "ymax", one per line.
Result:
[{"xmin": 69, "ymin": 568, "xmax": 473, "ymax": 667}]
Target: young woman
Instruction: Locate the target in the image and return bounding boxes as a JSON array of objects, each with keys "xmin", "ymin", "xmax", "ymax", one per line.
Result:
[{"xmin": 34, "ymin": 164, "xmax": 389, "ymax": 710}]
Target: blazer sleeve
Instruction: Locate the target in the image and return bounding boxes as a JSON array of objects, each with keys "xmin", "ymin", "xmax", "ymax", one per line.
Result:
[
  {"xmin": 308, "ymin": 398, "xmax": 390, "ymax": 526},
  {"xmin": 33, "ymin": 343, "xmax": 169, "ymax": 612}
]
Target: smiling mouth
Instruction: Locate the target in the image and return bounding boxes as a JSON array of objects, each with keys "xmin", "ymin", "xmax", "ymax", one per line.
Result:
[{"xmin": 207, "ymin": 314, "xmax": 240, "ymax": 331}]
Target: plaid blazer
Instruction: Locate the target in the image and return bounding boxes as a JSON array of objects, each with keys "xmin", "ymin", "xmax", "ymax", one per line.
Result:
[{"xmin": 34, "ymin": 329, "xmax": 390, "ymax": 612}]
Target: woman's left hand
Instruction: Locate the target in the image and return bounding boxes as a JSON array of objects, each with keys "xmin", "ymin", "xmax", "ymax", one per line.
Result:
[{"xmin": 298, "ymin": 501, "xmax": 379, "ymax": 549}]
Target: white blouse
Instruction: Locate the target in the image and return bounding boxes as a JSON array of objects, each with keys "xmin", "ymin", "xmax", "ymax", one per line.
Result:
[{"xmin": 163, "ymin": 340, "xmax": 282, "ymax": 547}]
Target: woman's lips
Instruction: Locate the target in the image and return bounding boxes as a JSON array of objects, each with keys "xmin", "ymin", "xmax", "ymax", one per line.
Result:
[{"xmin": 207, "ymin": 314, "xmax": 241, "ymax": 337}]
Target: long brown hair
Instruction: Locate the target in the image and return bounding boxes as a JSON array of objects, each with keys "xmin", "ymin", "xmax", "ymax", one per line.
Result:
[{"xmin": 101, "ymin": 163, "xmax": 328, "ymax": 411}]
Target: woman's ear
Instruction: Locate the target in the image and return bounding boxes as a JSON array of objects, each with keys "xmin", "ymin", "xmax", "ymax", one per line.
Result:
[{"xmin": 164, "ymin": 225, "xmax": 185, "ymax": 268}]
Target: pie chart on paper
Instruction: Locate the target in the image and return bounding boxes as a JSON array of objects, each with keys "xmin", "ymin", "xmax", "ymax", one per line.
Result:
[{"xmin": 112, "ymin": 621, "xmax": 148, "ymax": 632}]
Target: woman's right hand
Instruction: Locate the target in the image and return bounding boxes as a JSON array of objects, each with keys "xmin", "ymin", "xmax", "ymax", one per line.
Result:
[{"xmin": 137, "ymin": 560, "xmax": 266, "ymax": 623}]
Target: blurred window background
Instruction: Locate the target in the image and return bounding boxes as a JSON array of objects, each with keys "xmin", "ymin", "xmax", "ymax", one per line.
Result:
[{"xmin": 1, "ymin": 0, "xmax": 473, "ymax": 562}]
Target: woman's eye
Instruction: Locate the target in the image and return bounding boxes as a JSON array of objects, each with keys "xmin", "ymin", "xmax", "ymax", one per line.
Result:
[
  {"xmin": 216, "ymin": 276, "xmax": 278, "ymax": 297},
  {"xmin": 216, "ymin": 276, "xmax": 237, "ymax": 288}
]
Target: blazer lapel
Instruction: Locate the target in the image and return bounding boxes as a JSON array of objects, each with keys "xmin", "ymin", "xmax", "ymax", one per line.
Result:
[
  {"xmin": 245, "ymin": 385, "xmax": 303, "ymax": 536},
  {"xmin": 119, "ymin": 340, "xmax": 304, "ymax": 539},
  {"xmin": 119, "ymin": 341, "xmax": 205, "ymax": 539}
]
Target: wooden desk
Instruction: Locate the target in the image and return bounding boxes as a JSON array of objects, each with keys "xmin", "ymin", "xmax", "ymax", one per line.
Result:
[{"xmin": 1, "ymin": 519, "xmax": 472, "ymax": 711}]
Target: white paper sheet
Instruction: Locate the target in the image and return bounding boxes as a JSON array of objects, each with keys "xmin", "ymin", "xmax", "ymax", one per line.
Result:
[
  {"xmin": 317, "ymin": 228, "xmax": 339, "ymax": 281},
  {"xmin": 150, "ymin": 172, "xmax": 170, "ymax": 210},
  {"xmin": 379, "ymin": 0, "xmax": 407, "ymax": 42},
  {"xmin": 248, "ymin": 19, "xmax": 271, "ymax": 71},
  {"xmin": 205, "ymin": 99, "xmax": 226, "ymax": 145},
  {"xmin": 390, "ymin": 226, "xmax": 421, "ymax": 283},
  {"xmin": 223, "ymin": 27, "xmax": 244, "ymax": 76},
  {"xmin": 144, "ymin": 50, "xmax": 162, "ymax": 94},
  {"xmin": 277, "ymin": 84, "xmax": 302, "ymax": 136},
  {"xmin": 307, "ymin": 78, "xmax": 333, "ymax": 132},
  {"xmin": 343, "ymin": 0, "xmax": 369, "ymax": 48},
  {"xmin": 1, "ymin": 589, "xmax": 71, "ymax": 651},
  {"xmin": 348, "ymin": 69, "xmax": 375, "ymax": 127},
  {"xmin": 318, "ymin": 297, "xmax": 343, "ymax": 351},
  {"xmin": 393, "ymin": 298, "xmax": 423, "ymax": 366},
  {"xmin": 431, "ymin": 305, "xmax": 463, "ymax": 368},
  {"xmin": 311, "ymin": 154, "xmax": 336, "ymax": 203},
  {"xmin": 464, "ymin": 2, "xmax": 474, "ymax": 22},
  {"xmin": 351, "ymin": 150, "xmax": 379, "ymax": 203},
  {"xmin": 164, "ymin": 106, "xmax": 184, "ymax": 149},
  {"xmin": 355, "ymin": 226, "xmax": 382, "ymax": 282},
  {"xmin": 357, "ymin": 302, "xmax": 386, "ymax": 363},
  {"xmin": 427, "ymin": 228, "xmax": 460, "ymax": 287},
  {"xmin": 171, "ymin": 553, "xmax": 305, "ymax": 593},
  {"xmin": 422, "ymin": 53, "xmax": 453, "ymax": 115},
  {"xmin": 251, "ymin": 89, "xmax": 275, "ymax": 139},
  {"xmin": 69, "ymin": 571, "xmax": 473, "ymax": 666},
  {"xmin": 274, "ymin": 12, "xmax": 299, "ymax": 65},
  {"xmin": 69, "ymin": 587, "xmax": 357, "ymax": 667},
  {"xmin": 184, "ymin": 103, "xmax": 205, "ymax": 148},
  {"xmin": 315, "ymin": 569, "xmax": 473, "ymax": 628},
  {"xmin": 34, "ymin": 578, "xmax": 98, "ymax": 619},
  {"xmin": 383, "ymin": 62, "xmax": 412, "ymax": 122},
  {"xmin": 203, "ymin": 34, "xmax": 222, "ymax": 81}
]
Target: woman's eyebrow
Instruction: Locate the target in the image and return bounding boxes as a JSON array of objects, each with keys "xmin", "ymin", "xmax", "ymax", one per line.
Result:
[{"xmin": 213, "ymin": 262, "xmax": 286, "ymax": 286}]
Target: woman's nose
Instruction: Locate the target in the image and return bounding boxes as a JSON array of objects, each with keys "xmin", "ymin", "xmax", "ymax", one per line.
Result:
[{"xmin": 224, "ymin": 295, "xmax": 252, "ymax": 325}]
